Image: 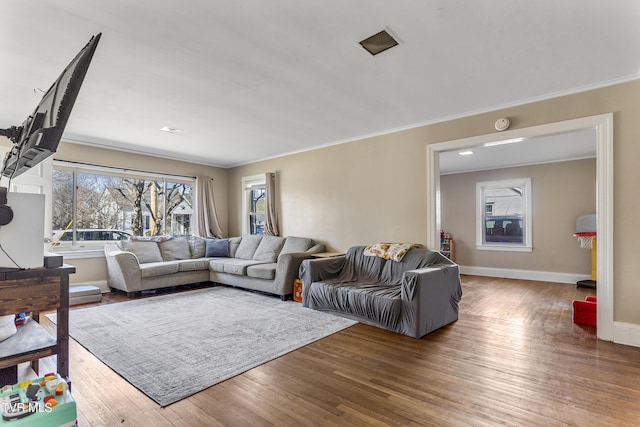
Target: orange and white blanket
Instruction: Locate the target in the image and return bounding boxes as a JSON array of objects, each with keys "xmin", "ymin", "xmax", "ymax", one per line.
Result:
[{"xmin": 363, "ymin": 243, "xmax": 420, "ymax": 262}]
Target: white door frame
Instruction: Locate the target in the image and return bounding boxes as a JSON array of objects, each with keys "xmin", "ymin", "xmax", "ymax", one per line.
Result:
[{"xmin": 426, "ymin": 113, "xmax": 614, "ymax": 342}]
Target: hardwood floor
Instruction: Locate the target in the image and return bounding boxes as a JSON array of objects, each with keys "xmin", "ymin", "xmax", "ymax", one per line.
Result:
[{"xmin": 29, "ymin": 276, "xmax": 640, "ymax": 426}]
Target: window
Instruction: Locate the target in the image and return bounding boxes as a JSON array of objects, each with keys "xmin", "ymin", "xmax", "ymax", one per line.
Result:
[
  {"xmin": 242, "ymin": 175, "xmax": 266, "ymax": 235},
  {"xmin": 51, "ymin": 162, "xmax": 194, "ymax": 252},
  {"xmin": 476, "ymin": 178, "xmax": 532, "ymax": 252}
]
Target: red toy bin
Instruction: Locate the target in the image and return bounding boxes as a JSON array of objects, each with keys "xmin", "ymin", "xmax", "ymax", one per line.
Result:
[{"xmin": 573, "ymin": 297, "xmax": 597, "ymax": 327}]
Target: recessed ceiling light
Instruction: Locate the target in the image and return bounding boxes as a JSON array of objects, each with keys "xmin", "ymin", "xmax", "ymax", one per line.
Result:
[
  {"xmin": 483, "ymin": 137, "xmax": 525, "ymax": 147},
  {"xmin": 458, "ymin": 150, "xmax": 474, "ymax": 156},
  {"xmin": 359, "ymin": 29, "xmax": 399, "ymax": 56},
  {"xmin": 160, "ymin": 126, "xmax": 183, "ymax": 134}
]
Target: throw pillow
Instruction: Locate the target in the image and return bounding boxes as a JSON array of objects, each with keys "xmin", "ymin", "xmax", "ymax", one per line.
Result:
[
  {"xmin": 234, "ymin": 235, "xmax": 263, "ymax": 260},
  {"xmin": 159, "ymin": 237, "xmax": 191, "ymax": 261},
  {"xmin": 205, "ymin": 239, "xmax": 229, "ymax": 257},
  {"xmin": 253, "ymin": 235, "xmax": 286, "ymax": 262}
]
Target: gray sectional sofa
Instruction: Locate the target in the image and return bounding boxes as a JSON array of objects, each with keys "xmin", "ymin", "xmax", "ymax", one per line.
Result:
[
  {"xmin": 104, "ymin": 235, "xmax": 324, "ymax": 299},
  {"xmin": 299, "ymin": 245, "xmax": 462, "ymax": 338}
]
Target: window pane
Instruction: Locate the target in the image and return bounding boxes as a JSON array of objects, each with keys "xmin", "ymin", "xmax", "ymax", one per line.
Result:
[
  {"xmin": 51, "ymin": 166, "xmax": 194, "ymax": 251},
  {"xmin": 483, "ymin": 186, "xmax": 524, "ymax": 244},
  {"xmin": 250, "ymin": 185, "xmax": 266, "ymax": 234},
  {"xmin": 165, "ymin": 181, "xmax": 193, "ymax": 236},
  {"xmin": 76, "ymin": 173, "xmax": 127, "ymax": 230},
  {"xmin": 52, "ymin": 170, "xmax": 74, "ymax": 247}
]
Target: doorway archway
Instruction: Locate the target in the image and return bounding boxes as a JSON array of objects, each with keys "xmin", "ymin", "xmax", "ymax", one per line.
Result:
[{"xmin": 426, "ymin": 114, "xmax": 613, "ymax": 341}]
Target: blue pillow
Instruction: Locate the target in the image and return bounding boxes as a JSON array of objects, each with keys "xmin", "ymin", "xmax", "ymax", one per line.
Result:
[{"xmin": 205, "ymin": 239, "xmax": 229, "ymax": 257}]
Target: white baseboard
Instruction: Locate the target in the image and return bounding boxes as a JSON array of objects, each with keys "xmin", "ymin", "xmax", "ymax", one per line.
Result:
[
  {"xmin": 613, "ymin": 322, "xmax": 640, "ymax": 348},
  {"xmin": 459, "ymin": 265, "xmax": 590, "ymax": 284}
]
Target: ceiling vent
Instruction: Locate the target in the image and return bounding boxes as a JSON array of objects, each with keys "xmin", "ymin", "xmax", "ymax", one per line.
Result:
[{"xmin": 359, "ymin": 29, "xmax": 399, "ymax": 56}]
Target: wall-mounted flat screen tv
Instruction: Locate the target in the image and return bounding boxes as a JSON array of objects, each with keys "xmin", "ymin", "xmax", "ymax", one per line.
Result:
[{"xmin": 0, "ymin": 33, "xmax": 101, "ymax": 178}]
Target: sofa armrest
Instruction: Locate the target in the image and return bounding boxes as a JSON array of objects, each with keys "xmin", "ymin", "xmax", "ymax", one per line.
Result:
[
  {"xmin": 104, "ymin": 247, "xmax": 143, "ymax": 292},
  {"xmin": 400, "ymin": 264, "xmax": 462, "ymax": 338},
  {"xmin": 273, "ymin": 252, "xmax": 315, "ymax": 295},
  {"xmin": 299, "ymin": 256, "xmax": 346, "ymax": 303}
]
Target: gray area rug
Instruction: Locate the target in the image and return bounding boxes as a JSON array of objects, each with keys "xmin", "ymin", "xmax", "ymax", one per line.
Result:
[{"xmin": 48, "ymin": 286, "xmax": 356, "ymax": 406}]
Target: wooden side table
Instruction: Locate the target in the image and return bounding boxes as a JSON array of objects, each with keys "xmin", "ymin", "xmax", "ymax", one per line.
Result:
[
  {"xmin": 311, "ymin": 252, "xmax": 345, "ymax": 258},
  {"xmin": 0, "ymin": 265, "xmax": 75, "ymax": 380}
]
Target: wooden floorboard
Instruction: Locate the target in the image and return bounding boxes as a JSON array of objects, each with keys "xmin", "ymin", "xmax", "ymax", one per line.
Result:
[{"xmin": 27, "ymin": 276, "xmax": 640, "ymax": 426}]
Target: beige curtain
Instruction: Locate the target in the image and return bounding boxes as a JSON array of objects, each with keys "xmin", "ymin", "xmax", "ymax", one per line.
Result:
[
  {"xmin": 195, "ymin": 176, "xmax": 223, "ymax": 238},
  {"xmin": 264, "ymin": 172, "xmax": 280, "ymax": 236}
]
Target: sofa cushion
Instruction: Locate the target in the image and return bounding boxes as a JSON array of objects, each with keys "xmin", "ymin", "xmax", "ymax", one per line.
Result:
[
  {"xmin": 253, "ymin": 236, "xmax": 286, "ymax": 262},
  {"xmin": 235, "ymin": 235, "xmax": 263, "ymax": 260},
  {"xmin": 209, "ymin": 259, "xmax": 227, "ymax": 273},
  {"xmin": 221, "ymin": 259, "xmax": 267, "ymax": 275},
  {"xmin": 140, "ymin": 261, "xmax": 180, "ymax": 277},
  {"xmin": 246, "ymin": 263, "xmax": 277, "ymax": 280},
  {"xmin": 205, "ymin": 239, "xmax": 229, "ymax": 257},
  {"xmin": 159, "ymin": 237, "xmax": 191, "ymax": 261},
  {"xmin": 177, "ymin": 259, "xmax": 211, "ymax": 272},
  {"xmin": 280, "ymin": 236, "xmax": 313, "ymax": 256},
  {"xmin": 228, "ymin": 237, "xmax": 242, "ymax": 257},
  {"xmin": 121, "ymin": 241, "xmax": 163, "ymax": 264},
  {"xmin": 189, "ymin": 236, "xmax": 206, "ymax": 258}
]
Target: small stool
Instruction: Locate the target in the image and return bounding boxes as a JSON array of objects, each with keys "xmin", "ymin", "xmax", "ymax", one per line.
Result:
[{"xmin": 69, "ymin": 285, "xmax": 102, "ymax": 306}]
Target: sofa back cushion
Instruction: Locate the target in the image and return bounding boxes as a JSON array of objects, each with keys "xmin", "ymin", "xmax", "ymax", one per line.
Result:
[
  {"xmin": 234, "ymin": 235, "xmax": 263, "ymax": 260},
  {"xmin": 228, "ymin": 237, "xmax": 242, "ymax": 257},
  {"xmin": 189, "ymin": 236, "xmax": 206, "ymax": 258},
  {"xmin": 279, "ymin": 236, "xmax": 313, "ymax": 256},
  {"xmin": 121, "ymin": 240, "xmax": 163, "ymax": 264},
  {"xmin": 159, "ymin": 237, "xmax": 191, "ymax": 261},
  {"xmin": 253, "ymin": 235, "xmax": 286, "ymax": 262}
]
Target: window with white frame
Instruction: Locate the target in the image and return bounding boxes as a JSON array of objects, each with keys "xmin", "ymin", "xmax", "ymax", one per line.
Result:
[
  {"xmin": 476, "ymin": 178, "xmax": 532, "ymax": 252},
  {"xmin": 241, "ymin": 175, "xmax": 266, "ymax": 235},
  {"xmin": 51, "ymin": 161, "xmax": 194, "ymax": 252}
]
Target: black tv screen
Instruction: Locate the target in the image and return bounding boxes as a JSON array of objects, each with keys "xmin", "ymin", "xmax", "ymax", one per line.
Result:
[{"xmin": 0, "ymin": 33, "xmax": 101, "ymax": 178}]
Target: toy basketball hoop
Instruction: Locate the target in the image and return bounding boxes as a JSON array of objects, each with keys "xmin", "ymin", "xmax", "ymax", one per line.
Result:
[
  {"xmin": 574, "ymin": 214, "xmax": 596, "ymax": 289},
  {"xmin": 573, "ymin": 231, "xmax": 596, "ymax": 250}
]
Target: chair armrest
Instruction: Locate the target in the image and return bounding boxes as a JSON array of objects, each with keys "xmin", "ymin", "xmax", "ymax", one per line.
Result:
[
  {"xmin": 300, "ymin": 256, "xmax": 346, "ymax": 284},
  {"xmin": 400, "ymin": 264, "xmax": 462, "ymax": 338},
  {"xmin": 104, "ymin": 248, "xmax": 143, "ymax": 292}
]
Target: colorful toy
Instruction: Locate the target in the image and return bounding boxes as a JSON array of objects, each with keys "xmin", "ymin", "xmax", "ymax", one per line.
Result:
[
  {"xmin": 0, "ymin": 373, "xmax": 76, "ymax": 426},
  {"xmin": 13, "ymin": 314, "xmax": 26, "ymax": 326}
]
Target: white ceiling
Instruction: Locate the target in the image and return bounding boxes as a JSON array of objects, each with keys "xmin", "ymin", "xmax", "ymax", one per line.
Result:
[
  {"xmin": 439, "ymin": 128, "xmax": 597, "ymax": 174},
  {"xmin": 1, "ymin": 1, "xmax": 639, "ymax": 168}
]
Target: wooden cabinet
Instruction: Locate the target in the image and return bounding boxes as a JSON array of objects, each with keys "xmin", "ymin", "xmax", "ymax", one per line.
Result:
[{"xmin": 0, "ymin": 265, "xmax": 75, "ymax": 380}]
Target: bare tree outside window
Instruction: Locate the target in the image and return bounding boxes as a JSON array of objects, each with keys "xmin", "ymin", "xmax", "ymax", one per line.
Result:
[{"xmin": 52, "ymin": 166, "xmax": 193, "ymax": 251}]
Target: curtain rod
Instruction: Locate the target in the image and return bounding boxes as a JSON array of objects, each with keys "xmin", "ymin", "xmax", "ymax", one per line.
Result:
[{"xmin": 53, "ymin": 159, "xmax": 197, "ymax": 180}]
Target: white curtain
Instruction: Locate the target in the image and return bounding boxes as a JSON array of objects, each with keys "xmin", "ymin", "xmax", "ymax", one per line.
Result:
[
  {"xmin": 264, "ymin": 172, "xmax": 280, "ymax": 236},
  {"xmin": 195, "ymin": 176, "xmax": 223, "ymax": 238}
]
